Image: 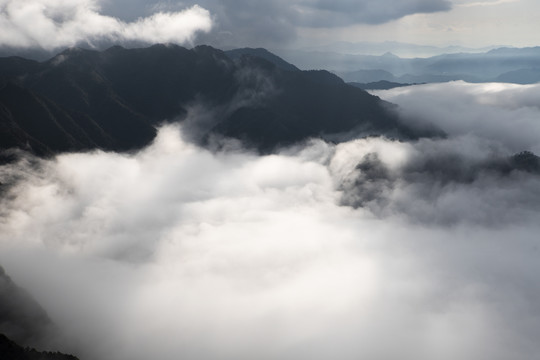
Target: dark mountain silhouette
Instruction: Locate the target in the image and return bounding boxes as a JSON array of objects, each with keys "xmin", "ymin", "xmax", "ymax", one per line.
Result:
[
  {"xmin": 0, "ymin": 44, "xmax": 431, "ymax": 155},
  {"xmin": 338, "ymin": 69, "xmax": 396, "ymax": 83},
  {"xmin": 0, "ymin": 334, "xmax": 78, "ymax": 360},
  {"xmin": 0, "ymin": 266, "xmax": 55, "ymax": 348},
  {"xmin": 341, "ymin": 150, "xmax": 540, "ymax": 211},
  {"xmin": 349, "ymin": 80, "xmax": 417, "ymax": 90},
  {"xmin": 225, "ymin": 48, "xmax": 300, "ymax": 71},
  {"xmin": 0, "ymin": 266, "xmax": 79, "ymax": 360},
  {"xmin": 509, "ymin": 151, "xmax": 540, "ymax": 173},
  {"xmin": 0, "ymin": 80, "xmax": 114, "ymax": 156}
]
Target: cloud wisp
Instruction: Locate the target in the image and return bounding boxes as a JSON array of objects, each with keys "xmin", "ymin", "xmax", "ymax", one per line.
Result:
[
  {"xmin": 1, "ymin": 82, "xmax": 540, "ymax": 360},
  {"xmin": 0, "ymin": 0, "xmax": 212, "ymax": 50}
]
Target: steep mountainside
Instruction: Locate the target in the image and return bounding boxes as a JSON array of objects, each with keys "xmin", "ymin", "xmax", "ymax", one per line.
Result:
[
  {"xmin": 0, "ymin": 44, "xmax": 429, "ymax": 155},
  {"xmin": 225, "ymin": 48, "xmax": 300, "ymax": 71},
  {"xmin": 0, "ymin": 266, "xmax": 79, "ymax": 359},
  {"xmin": 0, "ymin": 266, "xmax": 54, "ymax": 347}
]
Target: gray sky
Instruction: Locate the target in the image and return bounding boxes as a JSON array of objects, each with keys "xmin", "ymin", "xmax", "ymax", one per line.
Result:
[
  {"xmin": 305, "ymin": 0, "xmax": 540, "ymax": 49},
  {"xmin": 1, "ymin": 0, "xmax": 539, "ymax": 51}
]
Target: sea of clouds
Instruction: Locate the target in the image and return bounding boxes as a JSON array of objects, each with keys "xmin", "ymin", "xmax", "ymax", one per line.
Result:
[{"xmin": 1, "ymin": 81, "xmax": 540, "ymax": 360}]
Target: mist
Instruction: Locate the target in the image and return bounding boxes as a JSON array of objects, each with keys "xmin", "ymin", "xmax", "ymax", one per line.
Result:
[{"xmin": 1, "ymin": 82, "xmax": 540, "ymax": 360}]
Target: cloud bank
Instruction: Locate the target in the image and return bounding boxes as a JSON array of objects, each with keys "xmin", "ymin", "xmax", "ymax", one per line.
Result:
[
  {"xmin": 1, "ymin": 82, "xmax": 540, "ymax": 360},
  {"xmin": 0, "ymin": 0, "xmax": 212, "ymax": 49},
  {"xmin": 0, "ymin": 0, "xmax": 452, "ymax": 50},
  {"xmin": 294, "ymin": 0, "xmax": 452, "ymax": 26},
  {"xmin": 373, "ymin": 81, "xmax": 540, "ymax": 154},
  {"xmin": 195, "ymin": 0, "xmax": 452, "ymax": 46}
]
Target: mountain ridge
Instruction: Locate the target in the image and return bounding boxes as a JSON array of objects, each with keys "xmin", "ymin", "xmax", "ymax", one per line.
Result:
[
  {"xmin": 276, "ymin": 46, "xmax": 540, "ymax": 84},
  {"xmin": 0, "ymin": 44, "xmax": 430, "ymax": 156}
]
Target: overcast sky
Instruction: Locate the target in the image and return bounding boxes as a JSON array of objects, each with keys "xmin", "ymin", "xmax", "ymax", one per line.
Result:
[{"xmin": 1, "ymin": 0, "xmax": 539, "ymax": 51}]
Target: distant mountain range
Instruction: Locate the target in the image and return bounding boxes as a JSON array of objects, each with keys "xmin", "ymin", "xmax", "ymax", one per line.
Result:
[
  {"xmin": 293, "ymin": 41, "xmax": 501, "ymax": 58},
  {"xmin": 0, "ymin": 44, "xmax": 429, "ymax": 157},
  {"xmin": 277, "ymin": 47, "xmax": 540, "ymax": 84}
]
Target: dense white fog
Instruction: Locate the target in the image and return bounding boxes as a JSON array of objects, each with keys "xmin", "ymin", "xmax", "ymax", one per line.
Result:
[{"xmin": 1, "ymin": 81, "xmax": 540, "ymax": 360}]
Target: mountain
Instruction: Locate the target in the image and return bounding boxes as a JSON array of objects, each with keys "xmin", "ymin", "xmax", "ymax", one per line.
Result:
[
  {"xmin": 0, "ymin": 266, "xmax": 55, "ymax": 347},
  {"xmin": 225, "ymin": 48, "xmax": 300, "ymax": 71},
  {"xmin": 294, "ymin": 41, "xmax": 500, "ymax": 58},
  {"xmin": 0, "ymin": 334, "xmax": 79, "ymax": 360},
  {"xmin": 340, "ymin": 69, "xmax": 397, "ymax": 83},
  {"xmin": 277, "ymin": 47, "xmax": 540, "ymax": 84},
  {"xmin": 0, "ymin": 80, "xmax": 114, "ymax": 155},
  {"xmin": 0, "ymin": 44, "xmax": 428, "ymax": 155},
  {"xmin": 0, "ymin": 265, "xmax": 78, "ymax": 360},
  {"xmin": 349, "ymin": 80, "xmax": 417, "ymax": 90},
  {"xmin": 495, "ymin": 68, "xmax": 540, "ymax": 84}
]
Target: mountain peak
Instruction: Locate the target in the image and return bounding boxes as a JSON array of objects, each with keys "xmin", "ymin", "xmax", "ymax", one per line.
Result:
[
  {"xmin": 381, "ymin": 51, "xmax": 399, "ymax": 58},
  {"xmin": 225, "ymin": 47, "xmax": 300, "ymax": 71},
  {"xmin": 0, "ymin": 44, "xmax": 432, "ymax": 155}
]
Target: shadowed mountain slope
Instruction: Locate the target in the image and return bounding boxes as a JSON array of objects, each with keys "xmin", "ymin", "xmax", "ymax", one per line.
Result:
[
  {"xmin": 0, "ymin": 266, "xmax": 78, "ymax": 360},
  {"xmin": 225, "ymin": 48, "xmax": 300, "ymax": 71},
  {"xmin": 0, "ymin": 334, "xmax": 79, "ymax": 360},
  {"xmin": 0, "ymin": 266, "xmax": 54, "ymax": 348},
  {"xmin": 0, "ymin": 44, "xmax": 431, "ymax": 155}
]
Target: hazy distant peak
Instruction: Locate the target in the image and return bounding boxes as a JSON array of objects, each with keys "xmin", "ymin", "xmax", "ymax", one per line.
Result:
[
  {"xmin": 381, "ymin": 51, "xmax": 400, "ymax": 58},
  {"xmin": 487, "ymin": 46, "xmax": 540, "ymax": 57}
]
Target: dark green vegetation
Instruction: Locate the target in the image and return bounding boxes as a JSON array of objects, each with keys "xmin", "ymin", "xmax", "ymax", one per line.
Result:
[{"xmin": 0, "ymin": 44, "xmax": 426, "ymax": 156}]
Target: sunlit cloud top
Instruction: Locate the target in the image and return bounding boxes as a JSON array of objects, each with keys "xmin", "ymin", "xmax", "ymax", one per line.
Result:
[{"xmin": 0, "ymin": 0, "xmax": 212, "ymax": 49}]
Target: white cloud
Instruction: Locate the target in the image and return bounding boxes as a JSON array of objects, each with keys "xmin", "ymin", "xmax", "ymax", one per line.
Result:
[
  {"xmin": 0, "ymin": 0, "xmax": 212, "ymax": 49},
  {"xmin": 373, "ymin": 81, "xmax": 540, "ymax": 154},
  {"xmin": 1, "ymin": 82, "xmax": 540, "ymax": 360}
]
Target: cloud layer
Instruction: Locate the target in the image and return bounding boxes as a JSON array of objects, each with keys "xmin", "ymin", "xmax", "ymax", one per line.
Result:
[
  {"xmin": 0, "ymin": 0, "xmax": 212, "ymax": 49},
  {"xmin": 193, "ymin": 0, "xmax": 452, "ymax": 46},
  {"xmin": 1, "ymin": 82, "xmax": 540, "ymax": 360},
  {"xmin": 295, "ymin": 0, "xmax": 452, "ymax": 26},
  {"xmin": 0, "ymin": 0, "xmax": 452, "ymax": 50},
  {"xmin": 373, "ymin": 81, "xmax": 540, "ymax": 154}
]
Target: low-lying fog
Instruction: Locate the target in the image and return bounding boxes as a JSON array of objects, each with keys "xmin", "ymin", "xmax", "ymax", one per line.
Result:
[{"xmin": 1, "ymin": 81, "xmax": 539, "ymax": 360}]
